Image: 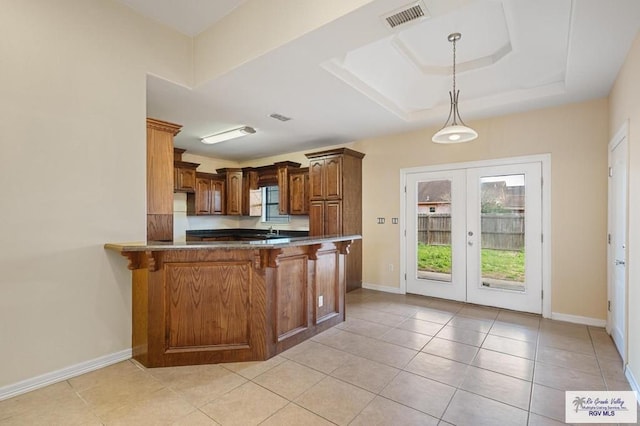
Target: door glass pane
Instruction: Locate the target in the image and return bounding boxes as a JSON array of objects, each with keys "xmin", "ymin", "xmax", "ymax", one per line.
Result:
[
  {"xmin": 416, "ymin": 180, "xmax": 452, "ymax": 282},
  {"xmin": 480, "ymin": 174, "xmax": 525, "ymax": 291}
]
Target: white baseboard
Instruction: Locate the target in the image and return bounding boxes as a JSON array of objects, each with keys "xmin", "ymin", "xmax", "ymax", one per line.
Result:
[
  {"xmin": 550, "ymin": 312, "xmax": 607, "ymax": 327},
  {"xmin": 0, "ymin": 348, "xmax": 132, "ymax": 401},
  {"xmin": 625, "ymin": 365, "xmax": 640, "ymax": 404},
  {"xmin": 362, "ymin": 282, "xmax": 405, "ymax": 294}
]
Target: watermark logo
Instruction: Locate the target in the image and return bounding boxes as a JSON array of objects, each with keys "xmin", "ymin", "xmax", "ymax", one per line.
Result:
[{"xmin": 565, "ymin": 391, "xmax": 637, "ymax": 423}]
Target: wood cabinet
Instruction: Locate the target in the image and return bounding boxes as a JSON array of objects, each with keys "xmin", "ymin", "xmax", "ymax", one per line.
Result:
[
  {"xmin": 174, "ymin": 165, "xmax": 196, "ymax": 192},
  {"xmin": 309, "ymin": 155, "xmax": 342, "ymax": 200},
  {"xmin": 188, "ymin": 172, "xmax": 225, "ymax": 215},
  {"xmin": 241, "ymin": 168, "xmax": 259, "ymax": 216},
  {"xmin": 146, "ymin": 118, "xmax": 181, "ymax": 241},
  {"xmin": 217, "ymin": 168, "xmax": 243, "ymax": 216},
  {"xmin": 173, "ymin": 148, "xmax": 199, "ymax": 193},
  {"xmin": 289, "ymin": 168, "xmax": 309, "ymax": 215},
  {"xmin": 274, "ymin": 161, "xmax": 301, "ymax": 215},
  {"xmin": 306, "ymin": 148, "xmax": 364, "ymax": 291}
]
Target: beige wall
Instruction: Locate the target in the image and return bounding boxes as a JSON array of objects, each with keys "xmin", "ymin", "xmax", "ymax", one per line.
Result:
[
  {"xmin": 234, "ymin": 103, "xmax": 610, "ymax": 321},
  {"xmin": 349, "ymin": 99, "xmax": 609, "ymax": 320},
  {"xmin": 0, "ymin": 0, "xmax": 625, "ymax": 394},
  {"xmin": 609, "ymin": 31, "xmax": 640, "ymax": 392},
  {"xmin": 0, "ymin": 0, "xmax": 191, "ymax": 388}
]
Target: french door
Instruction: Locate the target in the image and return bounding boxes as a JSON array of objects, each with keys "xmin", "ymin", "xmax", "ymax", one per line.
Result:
[{"xmin": 405, "ymin": 161, "xmax": 543, "ymax": 314}]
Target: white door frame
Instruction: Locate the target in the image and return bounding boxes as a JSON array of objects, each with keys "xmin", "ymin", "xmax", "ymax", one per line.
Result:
[
  {"xmin": 400, "ymin": 154, "xmax": 552, "ymax": 318},
  {"xmin": 607, "ymin": 121, "xmax": 629, "ymax": 362}
]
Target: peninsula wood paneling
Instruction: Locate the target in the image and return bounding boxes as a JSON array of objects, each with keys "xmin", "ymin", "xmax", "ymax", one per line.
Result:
[
  {"xmin": 315, "ymin": 248, "xmax": 339, "ymax": 322},
  {"xmin": 275, "ymin": 255, "xmax": 308, "ymax": 340},
  {"xmin": 165, "ymin": 262, "xmax": 251, "ymax": 349},
  {"xmin": 116, "ymin": 240, "xmax": 354, "ymax": 367}
]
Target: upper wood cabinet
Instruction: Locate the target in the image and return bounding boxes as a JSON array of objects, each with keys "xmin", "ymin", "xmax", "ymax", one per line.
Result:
[
  {"xmin": 173, "ymin": 149, "xmax": 199, "ymax": 193},
  {"xmin": 309, "ymin": 155, "xmax": 342, "ymax": 200},
  {"xmin": 241, "ymin": 168, "xmax": 259, "ymax": 216},
  {"xmin": 187, "ymin": 172, "xmax": 225, "ymax": 216},
  {"xmin": 217, "ymin": 168, "xmax": 243, "ymax": 216},
  {"xmin": 289, "ymin": 167, "xmax": 309, "ymax": 215},
  {"xmin": 274, "ymin": 161, "xmax": 301, "ymax": 215}
]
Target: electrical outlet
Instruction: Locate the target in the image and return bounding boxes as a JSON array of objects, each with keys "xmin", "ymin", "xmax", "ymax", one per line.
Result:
[
  {"xmin": 392, "ymin": 218, "xmax": 398, "ymax": 224},
  {"xmin": 318, "ymin": 295, "xmax": 324, "ymax": 307},
  {"xmin": 389, "ymin": 264, "xmax": 394, "ymax": 272},
  {"xmin": 377, "ymin": 217, "xmax": 385, "ymax": 224}
]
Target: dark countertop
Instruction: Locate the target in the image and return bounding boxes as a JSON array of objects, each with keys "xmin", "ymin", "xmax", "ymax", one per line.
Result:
[
  {"xmin": 186, "ymin": 228, "xmax": 309, "ymax": 240},
  {"xmin": 105, "ymin": 234, "xmax": 359, "ymax": 252}
]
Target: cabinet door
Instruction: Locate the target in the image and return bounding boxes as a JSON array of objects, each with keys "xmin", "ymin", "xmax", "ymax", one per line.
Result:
[
  {"xmin": 241, "ymin": 170, "xmax": 258, "ymax": 216},
  {"xmin": 277, "ymin": 166, "xmax": 290, "ymax": 215},
  {"xmin": 211, "ymin": 180, "xmax": 225, "ymax": 215},
  {"xmin": 195, "ymin": 178, "xmax": 212, "ymax": 215},
  {"xmin": 176, "ymin": 167, "xmax": 196, "ymax": 192},
  {"xmin": 225, "ymin": 171, "xmax": 242, "ymax": 215},
  {"xmin": 289, "ymin": 171, "xmax": 308, "ymax": 215},
  {"xmin": 309, "ymin": 201, "xmax": 325, "ymax": 236},
  {"xmin": 324, "ymin": 156, "xmax": 342, "ymax": 200},
  {"xmin": 309, "ymin": 159, "xmax": 324, "ymax": 200},
  {"xmin": 325, "ymin": 200, "xmax": 342, "ymax": 235}
]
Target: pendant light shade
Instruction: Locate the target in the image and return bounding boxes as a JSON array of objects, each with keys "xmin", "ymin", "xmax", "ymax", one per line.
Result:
[
  {"xmin": 432, "ymin": 124, "xmax": 478, "ymax": 144},
  {"xmin": 432, "ymin": 33, "xmax": 478, "ymax": 144}
]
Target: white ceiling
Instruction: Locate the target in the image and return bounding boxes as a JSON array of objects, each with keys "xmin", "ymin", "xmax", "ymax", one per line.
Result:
[
  {"xmin": 133, "ymin": 0, "xmax": 640, "ymax": 161},
  {"xmin": 117, "ymin": 0, "xmax": 248, "ymax": 36}
]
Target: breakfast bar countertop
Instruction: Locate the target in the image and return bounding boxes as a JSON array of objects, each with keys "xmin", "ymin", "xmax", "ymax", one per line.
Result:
[{"xmin": 105, "ymin": 234, "xmax": 361, "ymax": 252}]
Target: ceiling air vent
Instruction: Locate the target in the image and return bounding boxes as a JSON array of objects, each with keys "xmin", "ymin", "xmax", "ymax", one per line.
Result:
[
  {"xmin": 269, "ymin": 113, "xmax": 292, "ymax": 122},
  {"xmin": 383, "ymin": 2, "xmax": 428, "ymax": 29}
]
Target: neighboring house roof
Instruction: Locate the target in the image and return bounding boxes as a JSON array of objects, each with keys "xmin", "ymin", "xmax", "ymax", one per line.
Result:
[
  {"xmin": 482, "ymin": 181, "xmax": 525, "ymax": 210},
  {"xmin": 417, "ymin": 180, "xmax": 525, "ymax": 210},
  {"xmin": 417, "ymin": 180, "xmax": 451, "ymax": 203}
]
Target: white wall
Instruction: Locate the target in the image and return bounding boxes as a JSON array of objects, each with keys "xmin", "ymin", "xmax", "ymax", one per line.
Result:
[{"xmin": 0, "ymin": 0, "xmax": 191, "ymax": 388}]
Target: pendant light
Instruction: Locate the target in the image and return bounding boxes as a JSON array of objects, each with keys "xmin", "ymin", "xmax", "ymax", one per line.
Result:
[{"xmin": 432, "ymin": 33, "xmax": 478, "ymax": 144}]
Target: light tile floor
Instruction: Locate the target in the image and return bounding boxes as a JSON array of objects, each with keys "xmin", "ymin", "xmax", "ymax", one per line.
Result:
[{"xmin": 1, "ymin": 289, "xmax": 638, "ymax": 425}]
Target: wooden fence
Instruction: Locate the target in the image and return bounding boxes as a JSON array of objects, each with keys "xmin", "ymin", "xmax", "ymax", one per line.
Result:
[{"xmin": 418, "ymin": 213, "xmax": 524, "ymax": 251}]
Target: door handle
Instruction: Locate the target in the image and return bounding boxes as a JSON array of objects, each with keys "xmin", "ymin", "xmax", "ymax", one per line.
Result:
[{"xmin": 615, "ymin": 260, "xmax": 626, "ymax": 266}]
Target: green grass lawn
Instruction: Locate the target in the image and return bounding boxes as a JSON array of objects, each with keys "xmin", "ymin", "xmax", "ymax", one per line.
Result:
[{"xmin": 417, "ymin": 243, "xmax": 525, "ymax": 282}]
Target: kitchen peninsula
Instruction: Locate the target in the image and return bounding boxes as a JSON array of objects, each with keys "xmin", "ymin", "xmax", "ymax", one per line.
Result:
[
  {"xmin": 106, "ymin": 235, "xmax": 358, "ymax": 367},
  {"xmin": 106, "ymin": 118, "xmax": 364, "ymax": 368}
]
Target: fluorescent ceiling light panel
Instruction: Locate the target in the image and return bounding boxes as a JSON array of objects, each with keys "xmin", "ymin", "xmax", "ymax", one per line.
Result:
[{"xmin": 201, "ymin": 126, "xmax": 256, "ymax": 144}]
